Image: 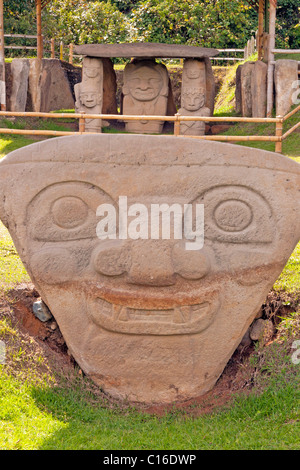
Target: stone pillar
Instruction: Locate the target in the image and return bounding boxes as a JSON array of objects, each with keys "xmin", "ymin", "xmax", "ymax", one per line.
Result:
[
  {"xmin": 179, "ymin": 59, "xmax": 211, "ymax": 136},
  {"xmin": 122, "ymin": 59, "xmax": 169, "ymax": 134},
  {"xmin": 75, "ymin": 57, "xmax": 103, "ymax": 133},
  {"xmin": 236, "ymin": 60, "xmax": 267, "ymax": 118},
  {"xmin": 240, "ymin": 61, "xmax": 254, "ymax": 117},
  {"xmin": 10, "ymin": 59, "xmax": 30, "ymax": 112},
  {"xmin": 275, "ymin": 60, "xmax": 299, "ymax": 117},
  {"xmin": 251, "ymin": 60, "xmax": 267, "ymax": 118}
]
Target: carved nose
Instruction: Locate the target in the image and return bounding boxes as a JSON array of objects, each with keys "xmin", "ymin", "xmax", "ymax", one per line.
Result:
[{"xmin": 129, "ymin": 241, "xmax": 175, "ymax": 286}]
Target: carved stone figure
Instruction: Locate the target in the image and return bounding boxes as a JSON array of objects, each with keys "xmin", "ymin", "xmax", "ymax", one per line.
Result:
[
  {"xmin": 180, "ymin": 59, "xmax": 213, "ymax": 135},
  {"xmin": 122, "ymin": 60, "xmax": 169, "ymax": 133},
  {"xmin": 0, "ymin": 134, "xmax": 299, "ymax": 404},
  {"xmin": 179, "ymin": 87, "xmax": 210, "ymax": 135},
  {"xmin": 75, "ymin": 57, "xmax": 103, "ymax": 132}
]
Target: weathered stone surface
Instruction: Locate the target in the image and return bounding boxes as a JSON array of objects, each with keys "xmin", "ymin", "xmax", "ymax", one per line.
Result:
[
  {"xmin": 241, "ymin": 61, "xmax": 255, "ymax": 117},
  {"xmin": 275, "ymin": 59, "xmax": 299, "ymax": 117},
  {"xmin": 251, "ymin": 60, "xmax": 267, "ymax": 118},
  {"xmin": 235, "ymin": 64, "xmax": 243, "ymax": 115},
  {"xmin": 250, "ymin": 319, "xmax": 275, "ymax": 343},
  {"xmin": 204, "ymin": 57, "xmax": 216, "ymax": 115},
  {"xmin": 102, "ymin": 58, "xmax": 118, "ymax": 115},
  {"xmin": 122, "ymin": 60, "xmax": 169, "ymax": 133},
  {"xmin": 0, "ymin": 135, "xmax": 299, "ymax": 404},
  {"xmin": 10, "ymin": 59, "xmax": 30, "ymax": 111},
  {"xmin": 28, "ymin": 59, "xmax": 76, "ymax": 113},
  {"xmin": 74, "ymin": 42, "xmax": 219, "ymax": 59}
]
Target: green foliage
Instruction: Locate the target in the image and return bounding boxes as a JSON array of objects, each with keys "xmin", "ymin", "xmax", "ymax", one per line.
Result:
[
  {"xmin": 3, "ymin": 0, "xmax": 36, "ymax": 35},
  {"xmin": 2, "ymin": 0, "xmax": 299, "ymax": 52},
  {"xmin": 109, "ymin": 0, "xmax": 141, "ymax": 14},
  {"xmin": 43, "ymin": 0, "xmax": 128, "ymax": 45},
  {"xmin": 276, "ymin": 0, "xmax": 300, "ymax": 48},
  {"xmin": 128, "ymin": 0, "xmax": 257, "ymax": 47}
]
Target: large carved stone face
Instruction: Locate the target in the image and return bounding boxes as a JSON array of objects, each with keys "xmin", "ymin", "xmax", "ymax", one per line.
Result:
[
  {"xmin": 124, "ymin": 65, "xmax": 163, "ymax": 102},
  {"xmin": 0, "ymin": 135, "xmax": 299, "ymax": 403}
]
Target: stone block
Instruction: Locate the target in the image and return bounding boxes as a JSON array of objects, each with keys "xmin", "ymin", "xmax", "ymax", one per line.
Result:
[
  {"xmin": 251, "ymin": 60, "xmax": 267, "ymax": 118},
  {"xmin": 275, "ymin": 59, "xmax": 299, "ymax": 117},
  {"xmin": 10, "ymin": 59, "xmax": 30, "ymax": 112},
  {"xmin": 0, "ymin": 135, "xmax": 299, "ymax": 404}
]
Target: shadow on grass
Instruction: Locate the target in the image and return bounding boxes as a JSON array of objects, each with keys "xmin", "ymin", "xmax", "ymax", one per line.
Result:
[{"xmin": 31, "ymin": 376, "xmax": 300, "ymax": 450}]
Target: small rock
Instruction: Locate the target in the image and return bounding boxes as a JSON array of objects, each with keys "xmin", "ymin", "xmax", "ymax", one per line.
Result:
[
  {"xmin": 32, "ymin": 300, "xmax": 53, "ymax": 322},
  {"xmin": 50, "ymin": 321, "xmax": 57, "ymax": 330},
  {"xmin": 255, "ymin": 307, "xmax": 263, "ymax": 319},
  {"xmin": 239, "ymin": 328, "xmax": 252, "ymax": 347},
  {"xmin": 250, "ymin": 319, "xmax": 275, "ymax": 343}
]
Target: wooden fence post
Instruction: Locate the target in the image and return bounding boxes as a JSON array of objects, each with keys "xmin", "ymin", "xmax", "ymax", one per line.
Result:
[
  {"xmin": 69, "ymin": 43, "xmax": 73, "ymax": 64},
  {"xmin": 174, "ymin": 113, "xmax": 181, "ymax": 136},
  {"xmin": 79, "ymin": 115, "xmax": 86, "ymax": 133},
  {"xmin": 36, "ymin": 0, "xmax": 43, "ymax": 59},
  {"xmin": 0, "ymin": 0, "xmax": 6, "ymax": 111},
  {"xmin": 60, "ymin": 41, "xmax": 63, "ymax": 61},
  {"xmin": 51, "ymin": 38, "xmax": 55, "ymax": 58},
  {"xmin": 267, "ymin": 1, "xmax": 277, "ymax": 117},
  {"xmin": 275, "ymin": 117, "xmax": 283, "ymax": 153}
]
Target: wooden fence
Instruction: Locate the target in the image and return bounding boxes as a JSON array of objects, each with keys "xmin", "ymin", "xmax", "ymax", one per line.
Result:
[
  {"xmin": 0, "ymin": 102, "xmax": 299, "ymax": 154},
  {"xmin": 3, "ymin": 33, "xmax": 38, "ymax": 52}
]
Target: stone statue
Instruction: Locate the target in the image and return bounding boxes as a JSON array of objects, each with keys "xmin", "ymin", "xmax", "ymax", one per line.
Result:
[
  {"xmin": 179, "ymin": 87, "xmax": 210, "ymax": 136},
  {"xmin": 0, "ymin": 135, "xmax": 299, "ymax": 404},
  {"xmin": 179, "ymin": 59, "xmax": 212, "ymax": 136},
  {"xmin": 122, "ymin": 60, "xmax": 169, "ymax": 133},
  {"xmin": 75, "ymin": 57, "xmax": 103, "ymax": 133}
]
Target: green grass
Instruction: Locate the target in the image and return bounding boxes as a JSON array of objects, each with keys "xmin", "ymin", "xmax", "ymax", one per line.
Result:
[{"xmin": 0, "ymin": 336, "xmax": 299, "ymax": 450}]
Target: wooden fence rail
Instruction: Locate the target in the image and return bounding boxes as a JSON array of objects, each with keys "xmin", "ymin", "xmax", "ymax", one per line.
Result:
[{"xmin": 0, "ymin": 104, "xmax": 298, "ymax": 154}]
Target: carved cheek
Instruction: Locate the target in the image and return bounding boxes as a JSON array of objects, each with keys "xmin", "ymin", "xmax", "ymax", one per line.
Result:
[{"xmin": 30, "ymin": 248, "xmax": 77, "ymax": 285}]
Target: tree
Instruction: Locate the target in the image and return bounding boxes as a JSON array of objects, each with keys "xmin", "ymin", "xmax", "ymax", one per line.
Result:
[
  {"xmin": 128, "ymin": 0, "xmax": 257, "ymax": 48},
  {"xmin": 43, "ymin": 0, "xmax": 128, "ymax": 45}
]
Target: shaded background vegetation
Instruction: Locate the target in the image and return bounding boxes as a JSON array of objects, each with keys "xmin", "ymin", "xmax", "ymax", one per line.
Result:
[{"xmin": 3, "ymin": 0, "xmax": 300, "ymax": 51}]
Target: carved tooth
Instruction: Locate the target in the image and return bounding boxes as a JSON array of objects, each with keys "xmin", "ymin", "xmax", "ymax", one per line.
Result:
[
  {"xmin": 173, "ymin": 308, "xmax": 185, "ymax": 324},
  {"xmin": 180, "ymin": 306, "xmax": 191, "ymax": 323},
  {"xmin": 118, "ymin": 307, "xmax": 129, "ymax": 322},
  {"xmin": 112, "ymin": 305, "xmax": 122, "ymax": 320}
]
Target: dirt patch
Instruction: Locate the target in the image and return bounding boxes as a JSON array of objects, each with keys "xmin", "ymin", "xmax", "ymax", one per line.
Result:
[{"xmin": 1, "ymin": 284, "xmax": 299, "ymax": 416}]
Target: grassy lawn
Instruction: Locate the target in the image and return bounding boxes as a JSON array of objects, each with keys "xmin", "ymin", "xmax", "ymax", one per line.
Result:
[{"xmin": 0, "ymin": 106, "xmax": 299, "ymax": 450}]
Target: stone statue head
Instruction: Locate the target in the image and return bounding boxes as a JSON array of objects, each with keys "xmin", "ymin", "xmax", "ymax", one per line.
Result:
[
  {"xmin": 183, "ymin": 59, "xmax": 206, "ymax": 80},
  {"xmin": 83, "ymin": 57, "xmax": 103, "ymax": 79},
  {"xmin": 123, "ymin": 60, "xmax": 169, "ymax": 102},
  {"xmin": 181, "ymin": 87, "xmax": 206, "ymax": 111},
  {"xmin": 79, "ymin": 90, "xmax": 102, "ymax": 108}
]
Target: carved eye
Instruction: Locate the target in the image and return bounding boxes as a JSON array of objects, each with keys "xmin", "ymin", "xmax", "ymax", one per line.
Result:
[
  {"xmin": 27, "ymin": 182, "xmax": 116, "ymax": 242},
  {"xmin": 192, "ymin": 185, "xmax": 273, "ymax": 244},
  {"xmin": 52, "ymin": 196, "xmax": 89, "ymax": 229},
  {"xmin": 213, "ymin": 200, "xmax": 253, "ymax": 232}
]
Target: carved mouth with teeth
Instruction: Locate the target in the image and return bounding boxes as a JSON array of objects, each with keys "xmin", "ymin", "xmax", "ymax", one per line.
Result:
[{"xmin": 87, "ymin": 293, "xmax": 220, "ymax": 335}]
